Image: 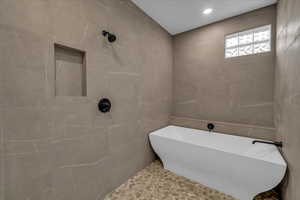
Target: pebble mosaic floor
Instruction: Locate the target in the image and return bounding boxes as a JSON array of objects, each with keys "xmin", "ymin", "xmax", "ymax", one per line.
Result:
[{"xmin": 104, "ymin": 160, "xmax": 279, "ymax": 200}]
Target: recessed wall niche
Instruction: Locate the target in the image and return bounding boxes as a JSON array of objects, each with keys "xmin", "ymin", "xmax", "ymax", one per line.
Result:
[{"xmin": 54, "ymin": 44, "xmax": 87, "ymax": 96}]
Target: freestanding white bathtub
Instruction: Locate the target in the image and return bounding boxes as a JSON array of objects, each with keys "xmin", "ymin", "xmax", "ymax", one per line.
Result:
[{"xmin": 149, "ymin": 126, "xmax": 286, "ymax": 200}]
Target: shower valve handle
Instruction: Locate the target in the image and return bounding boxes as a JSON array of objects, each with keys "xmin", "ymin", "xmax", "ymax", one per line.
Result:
[{"xmin": 98, "ymin": 98, "xmax": 111, "ymax": 113}]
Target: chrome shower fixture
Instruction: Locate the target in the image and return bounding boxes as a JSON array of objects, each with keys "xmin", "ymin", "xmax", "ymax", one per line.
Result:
[{"xmin": 102, "ymin": 30, "xmax": 117, "ymax": 43}]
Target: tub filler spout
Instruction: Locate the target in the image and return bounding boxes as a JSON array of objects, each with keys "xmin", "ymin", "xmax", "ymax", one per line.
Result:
[{"xmin": 252, "ymin": 140, "xmax": 283, "ymax": 147}]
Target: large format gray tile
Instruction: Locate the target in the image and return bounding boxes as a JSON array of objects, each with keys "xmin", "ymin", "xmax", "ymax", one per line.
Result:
[
  {"xmin": 173, "ymin": 6, "xmax": 277, "ymax": 130},
  {"xmin": 275, "ymin": 0, "xmax": 300, "ymax": 199},
  {"xmin": 0, "ymin": 0, "xmax": 173, "ymax": 199}
]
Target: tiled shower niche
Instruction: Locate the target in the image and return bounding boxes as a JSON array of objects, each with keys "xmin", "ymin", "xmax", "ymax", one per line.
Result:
[{"xmin": 54, "ymin": 44, "xmax": 87, "ymax": 96}]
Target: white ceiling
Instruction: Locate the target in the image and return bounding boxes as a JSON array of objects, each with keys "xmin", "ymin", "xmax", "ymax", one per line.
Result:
[{"xmin": 131, "ymin": 0, "xmax": 277, "ymax": 35}]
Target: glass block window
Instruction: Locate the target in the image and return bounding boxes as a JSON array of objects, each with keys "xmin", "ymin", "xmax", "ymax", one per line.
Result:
[{"xmin": 225, "ymin": 25, "xmax": 271, "ymax": 58}]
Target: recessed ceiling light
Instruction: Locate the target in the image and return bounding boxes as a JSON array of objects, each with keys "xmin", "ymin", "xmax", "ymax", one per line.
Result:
[{"xmin": 203, "ymin": 8, "xmax": 213, "ymax": 15}]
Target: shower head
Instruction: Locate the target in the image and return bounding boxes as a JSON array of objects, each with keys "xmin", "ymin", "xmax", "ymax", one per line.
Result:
[{"xmin": 102, "ymin": 30, "xmax": 116, "ymax": 43}]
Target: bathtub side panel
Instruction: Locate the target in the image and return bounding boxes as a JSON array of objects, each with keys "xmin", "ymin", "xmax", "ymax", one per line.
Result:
[{"xmin": 149, "ymin": 134, "xmax": 285, "ymax": 200}]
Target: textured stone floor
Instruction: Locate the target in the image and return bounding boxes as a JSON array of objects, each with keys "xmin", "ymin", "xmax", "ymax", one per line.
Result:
[{"xmin": 104, "ymin": 160, "xmax": 279, "ymax": 200}]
